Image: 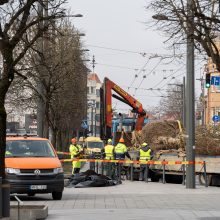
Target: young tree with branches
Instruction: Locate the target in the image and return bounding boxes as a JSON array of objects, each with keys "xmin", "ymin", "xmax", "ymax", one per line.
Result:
[
  {"xmin": 0, "ymin": 0, "xmax": 67, "ymax": 178},
  {"xmin": 148, "ymin": 0, "xmax": 220, "ymax": 70}
]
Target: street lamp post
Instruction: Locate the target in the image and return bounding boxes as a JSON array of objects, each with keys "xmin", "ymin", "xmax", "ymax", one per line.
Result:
[
  {"xmin": 152, "ymin": 0, "xmax": 195, "ymax": 188},
  {"xmin": 185, "ymin": 0, "xmax": 195, "ymax": 188},
  {"xmin": 88, "ymin": 101, "xmax": 96, "ymax": 136}
]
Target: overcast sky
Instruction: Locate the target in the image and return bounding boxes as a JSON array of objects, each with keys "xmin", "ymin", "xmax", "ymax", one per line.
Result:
[{"xmin": 68, "ymin": 0, "xmax": 203, "ymax": 111}]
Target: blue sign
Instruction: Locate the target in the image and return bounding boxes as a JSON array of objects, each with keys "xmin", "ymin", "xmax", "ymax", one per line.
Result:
[
  {"xmin": 81, "ymin": 120, "xmax": 88, "ymax": 129},
  {"xmin": 211, "ymin": 76, "xmax": 220, "ymax": 86},
  {"xmin": 212, "ymin": 115, "xmax": 219, "ymax": 123}
]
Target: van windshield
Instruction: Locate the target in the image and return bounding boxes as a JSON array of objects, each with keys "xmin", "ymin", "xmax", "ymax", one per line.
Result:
[
  {"xmin": 87, "ymin": 142, "xmax": 104, "ymax": 149},
  {"xmin": 5, "ymin": 140, "xmax": 56, "ymax": 158}
]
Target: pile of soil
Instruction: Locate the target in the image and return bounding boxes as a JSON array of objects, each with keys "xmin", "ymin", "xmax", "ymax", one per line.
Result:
[
  {"xmin": 195, "ymin": 125, "xmax": 220, "ymax": 155},
  {"xmin": 131, "ymin": 120, "xmax": 184, "ymax": 151},
  {"xmin": 131, "ymin": 120, "xmax": 220, "ymax": 156}
]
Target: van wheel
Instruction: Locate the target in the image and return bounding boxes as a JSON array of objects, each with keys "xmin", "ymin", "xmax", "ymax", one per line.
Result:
[
  {"xmin": 27, "ymin": 192, "xmax": 35, "ymax": 197},
  {"xmin": 52, "ymin": 191, "xmax": 63, "ymax": 200}
]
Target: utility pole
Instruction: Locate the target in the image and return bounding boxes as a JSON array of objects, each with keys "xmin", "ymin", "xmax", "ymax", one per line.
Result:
[
  {"xmin": 168, "ymin": 82, "xmax": 185, "ymax": 124},
  {"xmin": 91, "ymin": 106, "xmax": 94, "ymax": 136},
  {"xmin": 92, "ymin": 55, "xmax": 96, "ymax": 72},
  {"xmin": 183, "ymin": 77, "xmax": 186, "ymax": 127},
  {"xmin": 37, "ymin": 2, "xmax": 44, "ymax": 137},
  {"xmin": 94, "ymin": 107, "xmax": 97, "ymax": 137},
  {"xmin": 186, "ymin": 0, "xmax": 195, "ymax": 188}
]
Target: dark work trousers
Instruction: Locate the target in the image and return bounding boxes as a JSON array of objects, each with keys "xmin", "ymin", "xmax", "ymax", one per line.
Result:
[
  {"xmin": 74, "ymin": 168, "xmax": 80, "ymax": 174},
  {"xmin": 105, "ymin": 162, "xmax": 114, "ymax": 178},
  {"xmin": 139, "ymin": 164, "xmax": 148, "ymax": 181}
]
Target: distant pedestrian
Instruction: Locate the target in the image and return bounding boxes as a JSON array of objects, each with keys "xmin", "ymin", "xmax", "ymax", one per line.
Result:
[{"xmin": 138, "ymin": 142, "xmax": 151, "ymax": 181}]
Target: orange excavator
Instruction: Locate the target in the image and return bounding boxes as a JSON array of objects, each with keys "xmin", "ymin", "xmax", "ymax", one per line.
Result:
[{"xmin": 100, "ymin": 77, "xmax": 147, "ymax": 142}]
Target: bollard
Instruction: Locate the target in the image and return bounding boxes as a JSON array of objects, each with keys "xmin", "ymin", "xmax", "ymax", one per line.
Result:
[
  {"xmin": 2, "ymin": 179, "xmax": 10, "ymax": 218},
  {"xmin": 130, "ymin": 163, "xmax": 134, "ymax": 181},
  {"xmin": 90, "ymin": 161, "xmax": 95, "ymax": 171},
  {"xmin": 96, "ymin": 162, "xmax": 99, "ymax": 174},
  {"xmin": 162, "ymin": 160, "xmax": 166, "ymax": 184},
  {"xmin": 0, "ymin": 177, "xmax": 2, "ymax": 218},
  {"xmin": 118, "ymin": 163, "xmax": 122, "ymax": 182},
  {"xmin": 182, "ymin": 164, "xmax": 186, "ymax": 185},
  {"xmin": 203, "ymin": 161, "xmax": 208, "ymax": 187},
  {"xmin": 144, "ymin": 164, "xmax": 149, "ymax": 183},
  {"xmin": 101, "ymin": 162, "xmax": 104, "ymax": 175},
  {"xmin": 14, "ymin": 195, "xmax": 23, "ymax": 220}
]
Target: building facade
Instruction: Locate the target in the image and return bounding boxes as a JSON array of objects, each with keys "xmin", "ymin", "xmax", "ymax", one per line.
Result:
[
  {"xmin": 205, "ymin": 51, "xmax": 220, "ymax": 124},
  {"xmin": 87, "ymin": 73, "xmax": 102, "ymax": 136}
]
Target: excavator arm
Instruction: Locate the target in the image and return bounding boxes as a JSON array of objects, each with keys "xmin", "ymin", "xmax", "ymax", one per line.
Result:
[{"xmin": 100, "ymin": 77, "xmax": 146, "ymax": 140}]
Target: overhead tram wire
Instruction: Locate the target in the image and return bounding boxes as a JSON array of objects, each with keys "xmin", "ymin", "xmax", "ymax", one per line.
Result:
[
  {"xmin": 159, "ymin": 59, "xmax": 204, "ymax": 90},
  {"xmin": 135, "ymin": 58, "xmax": 163, "ymax": 93},
  {"xmin": 87, "ymin": 44, "xmax": 181, "ymax": 58},
  {"xmin": 129, "ymin": 57, "xmax": 152, "ymax": 89},
  {"xmin": 152, "ymin": 64, "xmax": 186, "ymax": 89},
  {"xmin": 96, "ymin": 62, "xmax": 139, "ymax": 70}
]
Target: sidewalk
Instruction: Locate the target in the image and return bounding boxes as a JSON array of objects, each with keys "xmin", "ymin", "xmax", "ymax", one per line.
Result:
[{"xmin": 11, "ymin": 180, "xmax": 220, "ymax": 220}]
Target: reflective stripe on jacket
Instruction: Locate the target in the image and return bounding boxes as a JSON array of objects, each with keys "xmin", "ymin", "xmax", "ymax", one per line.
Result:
[
  {"xmin": 139, "ymin": 149, "xmax": 151, "ymax": 161},
  {"xmin": 104, "ymin": 144, "xmax": 114, "ymax": 159}
]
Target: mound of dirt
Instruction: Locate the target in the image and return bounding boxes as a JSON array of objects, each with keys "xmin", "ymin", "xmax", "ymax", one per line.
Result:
[
  {"xmin": 131, "ymin": 120, "xmax": 220, "ymax": 156},
  {"xmin": 131, "ymin": 120, "xmax": 184, "ymax": 151}
]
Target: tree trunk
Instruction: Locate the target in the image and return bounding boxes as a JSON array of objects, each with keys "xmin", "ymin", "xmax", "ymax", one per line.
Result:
[
  {"xmin": 57, "ymin": 130, "xmax": 62, "ymax": 151},
  {"xmin": 43, "ymin": 100, "xmax": 49, "ymax": 138},
  {"xmin": 0, "ymin": 104, "xmax": 6, "ymax": 178},
  {"xmin": 51, "ymin": 127, "xmax": 57, "ymax": 149},
  {"xmin": 0, "ymin": 48, "xmax": 14, "ymax": 178}
]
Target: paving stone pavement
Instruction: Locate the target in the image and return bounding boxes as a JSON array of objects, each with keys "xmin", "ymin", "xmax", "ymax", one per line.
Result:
[{"xmin": 10, "ymin": 180, "xmax": 220, "ymax": 220}]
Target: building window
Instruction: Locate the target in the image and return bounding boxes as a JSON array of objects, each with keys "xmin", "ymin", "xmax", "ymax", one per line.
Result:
[
  {"xmin": 90, "ymin": 87, "xmax": 96, "ymax": 94},
  {"xmin": 96, "ymin": 89, "xmax": 100, "ymax": 97},
  {"xmin": 96, "ymin": 102, "xmax": 100, "ymax": 109},
  {"xmin": 87, "ymin": 87, "xmax": 89, "ymax": 94}
]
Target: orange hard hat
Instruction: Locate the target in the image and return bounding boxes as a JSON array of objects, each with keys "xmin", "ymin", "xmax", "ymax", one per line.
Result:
[
  {"xmin": 71, "ymin": 138, "xmax": 77, "ymax": 143},
  {"xmin": 119, "ymin": 138, "xmax": 124, "ymax": 143}
]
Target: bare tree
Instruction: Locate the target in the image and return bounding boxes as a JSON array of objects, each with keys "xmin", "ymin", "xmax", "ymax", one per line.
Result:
[
  {"xmin": 0, "ymin": 0, "xmax": 66, "ymax": 178},
  {"xmin": 5, "ymin": 18, "xmax": 88, "ymax": 150},
  {"xmin": 158, "ymin": 84, "xmax": 183, "ymax": 120},
  {"xmin": 148, "ymin": 0, "xmax": 220, "ymax": 71}
]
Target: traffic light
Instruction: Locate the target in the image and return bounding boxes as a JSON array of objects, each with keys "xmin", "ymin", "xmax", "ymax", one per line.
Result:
[{"xmin": 205, "ymin": 73, "xmax": 211, "ymax": 88}]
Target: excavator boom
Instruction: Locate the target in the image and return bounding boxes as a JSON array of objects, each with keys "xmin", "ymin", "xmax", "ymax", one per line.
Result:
[{"xmin": 100, "ymin": 77, "xmax": 146, "ymax": 141}]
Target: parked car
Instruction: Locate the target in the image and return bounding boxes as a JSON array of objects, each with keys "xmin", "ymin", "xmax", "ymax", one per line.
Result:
[{"xmin": 5, "ymin": 135, "xmax": 64, "ymax": 200}]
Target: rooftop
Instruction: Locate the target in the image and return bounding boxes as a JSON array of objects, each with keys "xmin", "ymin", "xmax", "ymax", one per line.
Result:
[{"xmin": 88, "ymin": 73, "xmax": 101, "ymax": 83}]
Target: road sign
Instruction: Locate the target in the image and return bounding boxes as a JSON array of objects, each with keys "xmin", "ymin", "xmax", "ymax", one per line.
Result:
[
  {"xmin": 81, "ymin": 120, "xmax": 88, "ymax": 129},
  {"xmin": 211, "ymin": 76, "xmax": 220, "ymax": 86},
  {"xmin": 212, "ymin": 115, "xmax": 219, "ymax": 123}
]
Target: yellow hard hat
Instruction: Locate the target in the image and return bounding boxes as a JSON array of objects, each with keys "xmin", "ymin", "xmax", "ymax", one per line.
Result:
[
  {"xmin": 142, "ymin": 142, "xmax": 148, "ymax": 146},
  {"xmin": 107, "ymin": 139, "xmax": 112, "ymax": 143}
]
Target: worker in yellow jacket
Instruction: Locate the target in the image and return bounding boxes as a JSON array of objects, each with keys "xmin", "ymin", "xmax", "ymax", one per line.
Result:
[
  {"xmin": 104, "ymin": 139, "xmax": 115, "ymax": 177},
  {"xmin": 69, "ymin": 138, "xmax": 82, "ymax": 175},
  {"xmin": 104, "ymin": 139, "xmax": 114, "ymax": 160},
  {"xmin": 114, "ymin": 138, "xmax": 131, "ymax": 181},
  {"xmin": 138, "ymin": 142, "xmax": 151, "ymax": 181}
]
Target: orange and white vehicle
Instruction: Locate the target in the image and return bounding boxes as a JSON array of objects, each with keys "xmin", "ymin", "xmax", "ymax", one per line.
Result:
[{"xmin": 5, "ymin": 135, "xmax": 64, "ymax": 200}]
